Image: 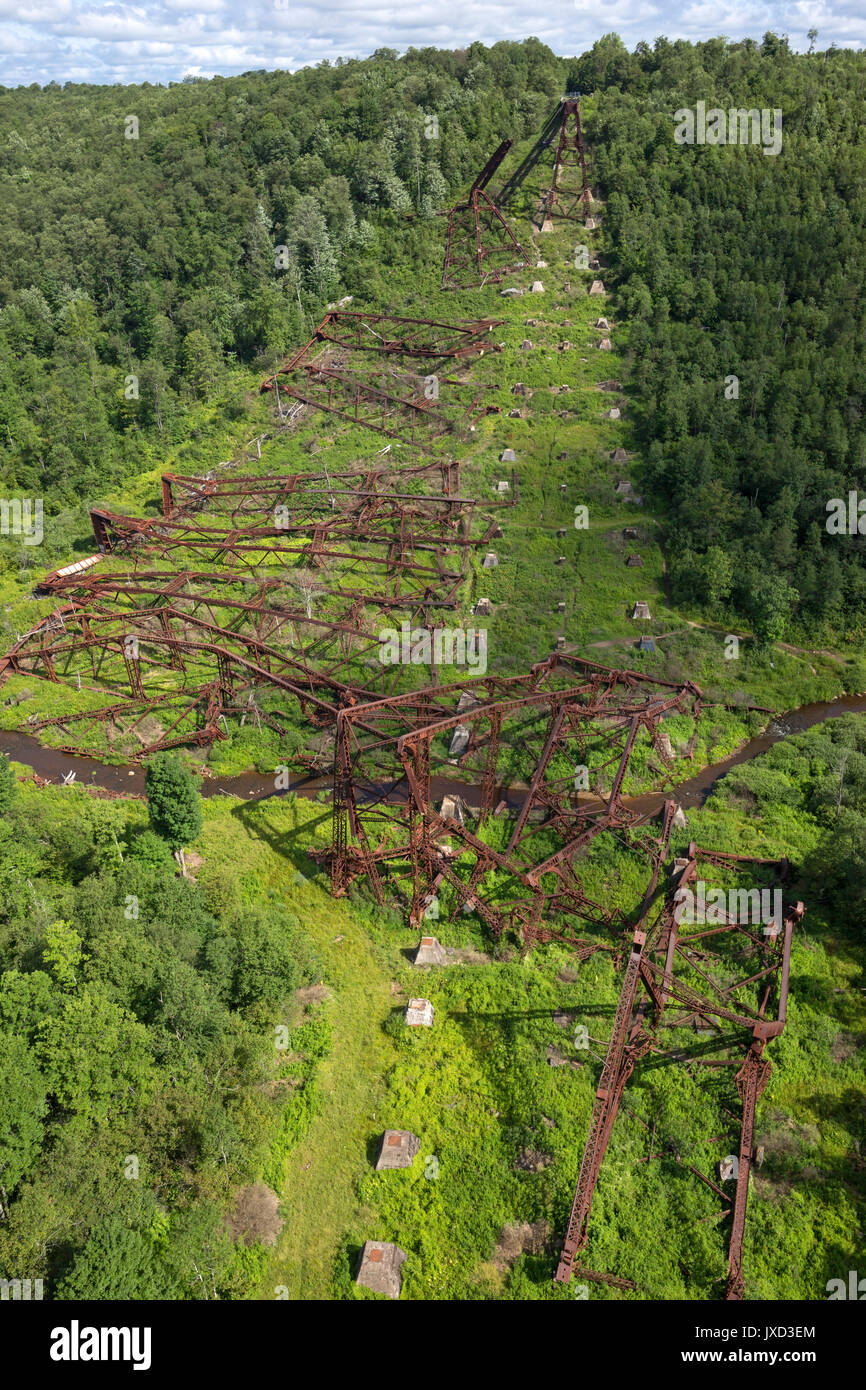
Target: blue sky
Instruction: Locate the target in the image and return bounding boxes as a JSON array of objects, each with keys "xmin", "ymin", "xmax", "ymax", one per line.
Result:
[{"xmin": 0, "ymin": 0, "xmax": 863, "ymax": 88}]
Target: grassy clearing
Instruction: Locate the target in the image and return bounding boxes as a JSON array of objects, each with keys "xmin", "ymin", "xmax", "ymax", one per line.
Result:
[{"xmin": 190, "ymin": 791, "xmax": 400, "ymax": 1298}]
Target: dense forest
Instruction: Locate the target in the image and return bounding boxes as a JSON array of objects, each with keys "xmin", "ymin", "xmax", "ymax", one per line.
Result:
[
  {"xmin": 587, "ymin": 40, "xmax": 866, "ymax": 642},
  {"xmin": 0, "ymin": 752, "xmax": 328, "ymax": 1296},
  {"xmin": 1, "ymin": 35, "xmax": 864, "ymax": 641}
]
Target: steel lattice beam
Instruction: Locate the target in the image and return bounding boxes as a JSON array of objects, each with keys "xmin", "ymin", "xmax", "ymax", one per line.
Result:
[
  {"xmin": 320, "ymin": 655, "xmax": 702, "ymax": 937},
  {"xmin": 554, "ymin": 837, "xmax": 804, "ymax": 1296},
  {"xmin": 260, "ymin": 312, "xmax": 503, "ymax": 446},
  {"xmin": 442, "ymin": 142, "xmax": 529, "ymax": 290},
  {"xmin": 2, "ymin": 460, "xmax": 499, "ymax": 757}
]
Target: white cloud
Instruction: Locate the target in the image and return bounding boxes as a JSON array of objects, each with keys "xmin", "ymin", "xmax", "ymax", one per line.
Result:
[
  {"xmin": 0, "ymin": 0, "xmax": 862, "ymax": 87},
  {"xmin": 162, "ymin": 0, "xmax": 226, "ymax": 11},
  {"xmin": 0, "ymin": 0, "xmax": 72, "ymax": 16}
]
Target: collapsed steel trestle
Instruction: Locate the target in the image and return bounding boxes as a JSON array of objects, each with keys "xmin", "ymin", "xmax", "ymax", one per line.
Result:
[
  {"xmin": 260, "ymin": 311, "xmax": 504, "ymax": 445},
  {"xmin": 0, "ymin": 459, "xmax": 509, "ymax": 756},
  {"xmin": 0, "ymin": 111, "xmax": 803, "ymax": 1300},
  {"xmin": 324, "ymin": 655, "xmax": 702, "ymax": 929},
  {"xmin": 441, "ymin": 141, "xmax": 529, "ymax": 289},
  {"xmin": 554, "ymin": 840, "xmax": 804, "ymax": 1298}
]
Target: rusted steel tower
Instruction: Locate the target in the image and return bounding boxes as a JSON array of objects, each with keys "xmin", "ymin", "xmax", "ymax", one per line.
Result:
[
  {"xmin": 441, "ymin": 141, "xmax": 529, "ymax": 289},
  {"xmin": 542, "ymin": 96, "xmax": 593, "ymax": 225},
  {"xmin": 497, "ymin": 96, "xmax": 594, "ymax": 228},
  {"xmin": 554, "ymin": 839, "xmax": 804, "ymax": 1297}
]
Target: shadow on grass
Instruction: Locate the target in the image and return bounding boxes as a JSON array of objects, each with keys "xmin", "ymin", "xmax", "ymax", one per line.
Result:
[{"xmin": 228, "ymin": 796, "xmax": 332, "ymax": 876}]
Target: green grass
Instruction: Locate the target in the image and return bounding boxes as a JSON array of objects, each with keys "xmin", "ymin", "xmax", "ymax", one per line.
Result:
[{"xmin": 188, "ymin": 791, "xmax": 400, "ymax": 1298}]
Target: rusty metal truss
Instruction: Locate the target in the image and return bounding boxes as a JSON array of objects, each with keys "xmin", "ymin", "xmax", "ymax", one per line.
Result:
[
  {"xmin": 442, "ymin": 140, "xmax": 529, "ymax": 290},
  {"xmin": 318, "ymin": 644, "xmax": 803, "ymax": 1300},
  {"xmin": 84, "ymin": 460, "xmax": 500, "ymax": 603},
  {"xmin": 542, "ymin": 96, "xmax": 593, "ymax": 224},
  {"xmin": 498, "ymin": 96, "xmax": 593, "ymax": 227},
  {"xmin": 265, "ymin": 311, "xmax": 505, "ymax": 364},
  {"xmin": 159, "ymin": 457, "xmax": 464, "ymax": 519},
  {"xmin": 2, "ymin": 590, "xmax": 386, "ymax": 750},
  {"xmin": 260, "ymin": 311, "xmax": 503, "ymax": 446},
  {"xmin": 87, "ymin": 503, "xmax": 496, "ymax": 605},
  {"xmin": 554, "ymin": 838, "xmax": 804, "ymax": 1300},
  {"xmin": 0, "ymin": 460, "xmax": 505, "ymax": 757},
  {"xmin": 322, "ymin": 654, "xmax": 702, "ymax": 934}
]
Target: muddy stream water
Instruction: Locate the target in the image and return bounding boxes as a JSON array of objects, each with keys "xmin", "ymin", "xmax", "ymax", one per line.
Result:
[{"xmin": 2, "ymin": 694, "xmax": 865, "ymax": 817}]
